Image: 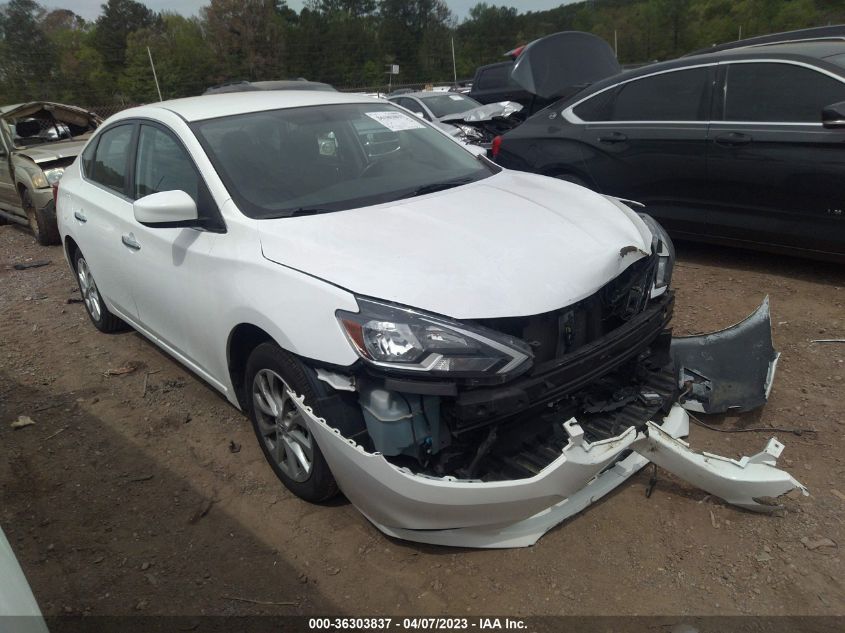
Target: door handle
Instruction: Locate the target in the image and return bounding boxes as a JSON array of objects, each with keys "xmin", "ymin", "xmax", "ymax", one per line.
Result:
[
  {"xmin": 121, "ymin": 233, "xmax": 141, "ymax": 250},
  {"xmin": 714, "ymin": 132, "xmax": 752, "ymax": 146},
  {"xmin": 74, "ymin": 210, "xmax": 87, "ymax": 223},
  {"xmin": 597, "ymin": 132, "xmax": 628, "ymax": 144}
]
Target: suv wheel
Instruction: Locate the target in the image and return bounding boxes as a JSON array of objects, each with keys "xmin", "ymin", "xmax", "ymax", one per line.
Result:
[
  {"xmin": 245, "ymin": 342, "xmax": 338, "ymax": 502},
  {"xmin": 74, "ymin": 250, "xmax": 125, "ymax": 333},
  {"xmin": 21, "ymin": 188, "xmax": 60, "ymax": 245}
]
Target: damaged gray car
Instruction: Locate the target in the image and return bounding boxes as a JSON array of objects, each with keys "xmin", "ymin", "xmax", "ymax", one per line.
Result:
[
  {"xmin": 388, "ymin": 91, "xmax": 525, "ymax": 147},
  {"xmin": 0, "ymin": 102, "xmax": 101, "ymax": 244}
]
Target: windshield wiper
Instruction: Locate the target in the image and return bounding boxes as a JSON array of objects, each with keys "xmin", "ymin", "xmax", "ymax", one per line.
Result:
[
  {"xmin": 399, "ymin": 176, "xmax": 475, "ymax": 200},
  {"xmin": 285, "ymin": 207, "xmax": 339, "ymax": 217}
]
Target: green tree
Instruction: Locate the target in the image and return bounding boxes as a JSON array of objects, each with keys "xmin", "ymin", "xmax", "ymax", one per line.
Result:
[
  {"xmin": 201, "ymin": 0, "xmax": 294, "ymax": 82},
  {"xmin": 43, "ymin": 10, "xmax": 113, "ymax": 104},
  {"xmin": 90, "ymin": 0, "xmax": 159, "ymax": 76},
  {"xmin": 120, "ymin": 13, "xmax": 215, "ymax": 101},
  {"xmin": 0, "ymin": 0, "xmax": 55, "ymax": 101}
]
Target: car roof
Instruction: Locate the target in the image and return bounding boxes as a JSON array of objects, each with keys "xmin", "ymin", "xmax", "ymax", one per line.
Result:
[
  {"xmin": 578, "ymin": 39, "xmax": 845, "ymax": 99},
  {"xmin": 112, "ymin": 90, "xmax": 383, "ymax": 123},
  {"xmin": 389, "ymin": 91, "xmax": 469, "ymax": 100}
]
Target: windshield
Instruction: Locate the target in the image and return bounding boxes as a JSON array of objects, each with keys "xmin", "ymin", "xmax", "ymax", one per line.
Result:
[
  {"xmin": 418, "ymin": 94, "xmax": 482, "ymax": 118},
  {"xmin": 191, "ymin": 102, "xmax": 496, "ymax": 219}
]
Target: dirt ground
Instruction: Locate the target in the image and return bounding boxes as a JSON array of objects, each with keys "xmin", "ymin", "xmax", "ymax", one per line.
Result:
[{"xmin": 1, "ymin": 222, "xmax": 843, "ymax": 618}]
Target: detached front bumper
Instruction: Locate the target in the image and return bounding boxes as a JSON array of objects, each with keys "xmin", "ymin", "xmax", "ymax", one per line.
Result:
[{"xmin": 291, "ymin": 395, "xmax": 807, "ymax": 549}]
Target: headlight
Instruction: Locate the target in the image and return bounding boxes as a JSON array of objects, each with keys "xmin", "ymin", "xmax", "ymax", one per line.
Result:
[
  {"xmin": 337, "ymin": 297, "xmax": 533, "ymax": 379},
  {"xmin": 32, "ymin": 167, "xmax": 65, "ymax": 189},
  {"xmin": 639, "ymin": 214, "xmax": 675, "ymax": 289}
]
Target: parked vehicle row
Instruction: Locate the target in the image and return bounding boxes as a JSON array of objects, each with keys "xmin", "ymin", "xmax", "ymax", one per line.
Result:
[
  {"xmin": 387, "ymin": 91, "xmax": 524, "ymax": 147},
  {"xmin": 54, "ymin": 89, "xmax": 806, "ymax": 548},
  {"xmin": 492, "ymin": 38, "xmax": 845, "ymax": 261}
]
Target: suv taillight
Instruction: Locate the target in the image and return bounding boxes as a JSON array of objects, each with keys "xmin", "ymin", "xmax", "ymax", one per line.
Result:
[
  {"xmin": 491, "ymin": 135, "xmax": 503, "ymax": 159},
  {"xmin": 52, "ymin": 181, "xmax": 59, "ymax": 206}
]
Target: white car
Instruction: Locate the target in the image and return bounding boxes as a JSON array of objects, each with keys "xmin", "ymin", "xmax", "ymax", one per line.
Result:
[
  {"xmin": 57, "ymin": 91, "xmax": 806, "ymax": 548},
  {"xmin": 0, "ymin": 526, "xmax": 48, "ymax": 633}
]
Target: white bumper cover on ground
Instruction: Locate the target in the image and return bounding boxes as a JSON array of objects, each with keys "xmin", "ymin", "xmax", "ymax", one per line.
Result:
[{"xmin": 291, "ymin": 395, "xmax": 808, "ymax": 548}]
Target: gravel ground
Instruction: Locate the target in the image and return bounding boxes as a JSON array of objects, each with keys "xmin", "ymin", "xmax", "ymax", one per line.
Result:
[{"xmin": 1, "ymin": 223, "xmax": 843, "ymax": 618}]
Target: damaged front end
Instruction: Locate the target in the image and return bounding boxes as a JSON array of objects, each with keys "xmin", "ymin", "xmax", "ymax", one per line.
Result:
[
  {"xmin": 297, "ymin": 229, "xmax": 806, "ymax": 548},
  {"xmin": 441, "ymin": 102, "xmax": 526, "ymax": 147}
]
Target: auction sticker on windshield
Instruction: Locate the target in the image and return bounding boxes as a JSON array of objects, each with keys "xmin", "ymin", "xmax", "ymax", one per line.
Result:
[{"xmin": 365, "ymin": 111, "xmax": 425, "ymax": 131}]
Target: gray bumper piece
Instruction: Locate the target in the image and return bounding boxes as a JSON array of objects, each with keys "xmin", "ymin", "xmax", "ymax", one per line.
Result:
[{"xmin": 671, "ymin": 296, "xmax": 779, "ymax": 414}]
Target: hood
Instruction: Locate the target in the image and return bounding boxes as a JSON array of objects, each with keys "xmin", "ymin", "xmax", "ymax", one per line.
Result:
[
  {"xmin": 13, "ymin": 138, "xmax": 88, "ymax": 164},
  {"xmin": 440, "ymin": 101, "xmax": 523, "ymax": 124},
  {"xmin": 511, "ymin": 31, "xmax": 621, "ymax": 100},
  {"xmin": 258, "ymin": 171, "xmax": 652, "ymax": 320}
]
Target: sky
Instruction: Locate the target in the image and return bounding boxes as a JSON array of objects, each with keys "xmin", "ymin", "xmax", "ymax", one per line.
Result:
[{"xmin": 58, "ymin": 0, "xmax": 575, "ymax": 23}]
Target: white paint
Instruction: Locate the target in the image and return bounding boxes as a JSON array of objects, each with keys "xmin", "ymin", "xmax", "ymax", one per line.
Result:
[
  {"xmin": 259, "ymin": 170, "xmax": 652, "ymax": 320},
  {"xmin": 0, "ymin": 526, "xmax": 48, "ymax": 631}
]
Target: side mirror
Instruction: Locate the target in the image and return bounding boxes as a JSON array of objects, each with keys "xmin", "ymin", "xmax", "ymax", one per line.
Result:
[
  {"xmin": 822, "ymin": 101, "xmax": 845, "ymax": 128},
  {"xmin": 133, "ymin": 190, "xmax": 199, "ymax": 227},
  {"xmin": 412, "ymin": 111, "xmax": 425, "ymax": 118}
]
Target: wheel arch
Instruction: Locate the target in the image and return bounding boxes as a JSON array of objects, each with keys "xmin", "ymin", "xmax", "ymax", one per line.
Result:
[
  {"xmin": 227, "ymin": 323, "xmax": 275, "ymax": 409},
  {"xmin": 64, "ymin": 235, "xmax": 80, "ymax": 270}
]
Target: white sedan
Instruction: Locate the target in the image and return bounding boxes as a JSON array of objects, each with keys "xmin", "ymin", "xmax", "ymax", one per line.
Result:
[{"xmin": 57, "ymin": 91, "xmax": 806, "ymax": 548}]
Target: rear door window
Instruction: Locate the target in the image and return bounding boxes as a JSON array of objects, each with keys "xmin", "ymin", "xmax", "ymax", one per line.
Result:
[
  {"xmin": 608, "ymin": 67, "xmax": 710, "ymax": 122},
  {"xmin": 723, "ymin": 62, "xmax": 845, "ymax": 123},
  {"xmin": 89, "ymin": 124, "xmax": 134, "ymax": 195}
]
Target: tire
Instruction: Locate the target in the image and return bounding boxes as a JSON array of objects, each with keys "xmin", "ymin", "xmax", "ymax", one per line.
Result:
[
  {"xmin": 73, "ymin": 249, "xmax": 126, "ymax": 333},
  {"xmin": 245, "ymin": 342, "xmax": 338, "ymax": 503},
  {"xmin": 21, "ymin": 188, "xmax": 60, "ymax": 245}
]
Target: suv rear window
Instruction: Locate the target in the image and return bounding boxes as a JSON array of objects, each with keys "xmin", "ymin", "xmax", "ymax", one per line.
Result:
[{"xmin": 476, "ymin": 63, "xmax": 514, "ymax": 90}]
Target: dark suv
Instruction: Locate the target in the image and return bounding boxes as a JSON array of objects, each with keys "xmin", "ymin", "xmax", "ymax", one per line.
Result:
[
  {"xmin": 493, "ymin": 39, "xmax": 845, "ymax": 262},
  {"xmin": 468, "ymin": 61, "xmax": 536, "ymax": 109}
]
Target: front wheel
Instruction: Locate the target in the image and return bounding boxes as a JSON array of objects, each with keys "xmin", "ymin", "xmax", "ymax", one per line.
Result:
[
  {"xmin": 22, "ymin": 189, "xmax": 60, "ymax": 245},
  {"xmin": 245, "ymin": 342, "xmax": 338, "ymax": 502}
]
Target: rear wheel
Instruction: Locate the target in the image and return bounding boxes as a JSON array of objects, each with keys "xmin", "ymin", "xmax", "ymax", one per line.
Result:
[
  {"xmin": 21, "ymin": 188, "xmax": 60, "ymax": 245},
  {"xmin": 245, "ymin": 342, "xmax": 338, "ymax": 502},
  {"xmin": 73, "ymin": 250, "xmax": 125, "ymax": 333}
]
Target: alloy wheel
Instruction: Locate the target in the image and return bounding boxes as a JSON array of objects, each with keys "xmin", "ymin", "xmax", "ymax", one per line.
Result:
[
  {"xmin": 77, "ymin": 258, "xmax": 102, "ymax": 322},
  {"xmin": 252, "ymin": 368, "xmax": 314, "ymax": 482}
]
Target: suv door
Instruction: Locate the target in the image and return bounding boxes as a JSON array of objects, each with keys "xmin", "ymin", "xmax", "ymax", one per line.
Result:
[
  {"xmin": 572, "ymin": 65, "xmax": 714, "ymax": 236},
  {"xmin": 73, "ymin": 122, "xmax": 138, "ymax": 319},
  {"xmin": 706, "ymin": 60, "xmax": 845, "ymax": 256},
  {"xmin": 0, "ymin": 126, "xmax": 19, "ymax": 210},
  {"xmin": 124, "ymin": 122, "xmax": 226, "ymax": 377}
]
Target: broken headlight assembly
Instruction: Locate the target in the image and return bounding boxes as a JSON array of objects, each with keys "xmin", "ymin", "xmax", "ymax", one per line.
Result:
[
  {"xmin": 32, "ymin": 167, "xmax": 65, "ymax": 189},
  {"xmin": 337, "ymin": 297, "xmax": 533, "ymax": 379},
  {"xmin": 454, "ymin": 124, "xmax": 485, "ymax": 141},
  {"xmin": 640, "ymin": 214, "xmax": 675, "ymax": 289}
]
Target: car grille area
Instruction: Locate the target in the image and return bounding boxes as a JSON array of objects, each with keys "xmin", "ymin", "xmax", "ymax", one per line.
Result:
[{"xmin": 473, "ymin": 253, "xmax": 657, "ymax": 367}]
